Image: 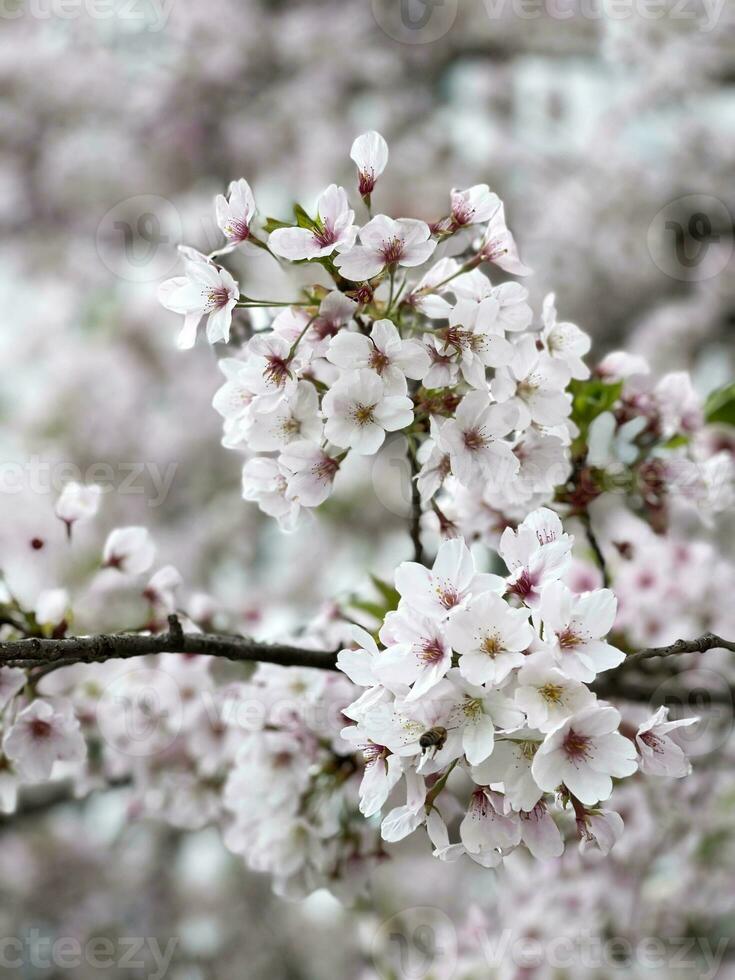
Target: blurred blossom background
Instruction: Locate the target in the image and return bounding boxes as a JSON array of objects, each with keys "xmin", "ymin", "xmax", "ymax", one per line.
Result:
[{"xmin": 1, "ymin": 0, "xmax": 734, "ymax": 977}]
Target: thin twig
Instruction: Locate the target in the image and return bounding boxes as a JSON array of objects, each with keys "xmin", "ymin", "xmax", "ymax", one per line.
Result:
[{"xmin": 580, "ymin": 511, "xmax": 609, "ymax": 588}]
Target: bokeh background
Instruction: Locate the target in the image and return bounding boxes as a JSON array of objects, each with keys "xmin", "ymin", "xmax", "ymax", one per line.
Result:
[{"xmin": 1, "ymin": 0, "xmax": 734, "ymax": 976}]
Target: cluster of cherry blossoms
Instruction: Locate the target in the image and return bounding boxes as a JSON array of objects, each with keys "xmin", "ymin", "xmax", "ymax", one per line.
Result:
[
  {"xmin": 337, "ymin": 508, "xmax": 697, "ymax": 869},
  {"xmin": 158, "ymin": 132, "xmax": 588, "ymax": 532},
  {"xmin": 1, "ymin": 480, "xmax": 393, "ymax": 899}
]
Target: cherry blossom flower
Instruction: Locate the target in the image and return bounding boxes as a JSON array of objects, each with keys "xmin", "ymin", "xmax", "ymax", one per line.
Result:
[
  {"xmin": 514, "ymin": 656, "xmax": 596, "ymax": 732},
  {"xmin": 211, "ymin": 358, "xmax": 258, "ymax": 449},
  {"xmin": 460, "ymin": 787, "xmax": 521, "ymax": 864},
  {"xmin": 408, "ymin": 257, "xmax": 460, "ymax": 317},
  {"xmin": 247, "ymin": 381, "xmax": 322, "ymax": 451},
  {"xmin": 578, "ymin": 808, "xmax": 625, "ymax": 855},
  {"xmin": 531, "ymin": 705, "xmax": 638, "ymax": 805},
  {"xmin": 350, "ymin": 130, "xmax": 389, "ymax": 200},
  {"xmin": 476, "ymin": 202, "xmax": 531, "ymax": 276},
  {"xmin": 377, "ymin": 610, "xmax": 453, "ymax": 702},
  {"xmin": 241, "ymin": 457, "xmax": 301, "ymax": 531},
  {"xmin": 438, "ymin": 391, "xmax": 519, "ymax": 490},
  {"xmin": 596, "ymin": 350, "xmax": 650, "ymax": 382},
  {"xmin": 103, "ymin": 527, "xmax": 156, "ymax": 575},
  {"xmin": 443, "ymin": 672, "xmax": 525, "ymax": 766},
  {"xmin": 274, "ymin": 292, "xmax": 357, "ymax": 358},
  {"xmin": 471, "ymin": 736, "xmax": 544, "ymax": 812},
  {"xmin": 337, "ymin": 625, "xmax": 387, "ymax": 691},
  {"xmin": 540, "ymin": 293, "xmax": 591, "ymax": 381},
  {"xmin": 446, "ymin": 591, "xmax": 534, "ymax": 686},
  {"xmin": 280, "ymin": 441, "xmax": 341, "ymax": 507},
  {"xmin": 269, "ymin": 185, "xmax": 357, "ymax": 260},
  {"xmin": 499, "ymin": 507, "xmax": 573, "ymax": 606},
  {"xmin": 341, "ymin": 727, "xmax": 402, "ymax": 818},
  {"xmin": 237, "ymin": 334, "xmax": 302, "ymax": 410},
  {"xmin": 158, "ymin": 248, "xmax": 239, "ymax": 349},
  {"xmin": 3, "ymin": 698, "xmax": 86, "ymax": 782},
  {"xmin": 492, "ymin": 335, "xmax": 571, "ymax": 429},
  {"xmin": 635, "ymin": 706, "xmax": 698, "ymax": 777},
  {"xmin": 654, "ymin": 371, "xmax": 704, "ymax": 438},
  {"xmin": 327, "ymin": 319, "xmax": 429, "ymax": 393},
  {"xmin": 55, "ymin": 482, "xmax": 102, "ymax": 536},
  {"xmin": 416, "ymin": 419, "xmax": 452, "ymax": 502},
  {"xmin": 440, "ymin": 298, "xmax": 514, "ymax": 387},
  {"xmin": 322, "ymin": 368, "xmax": 413, "ymax": 455},
  {"xmin": 380, "ymin": 771, "xmax": 427, "ymax": 843},
  {"xmin": 539, "ymin": 581, "xmax": 626, "ymax": 682},
  {"xmin": 335, "ymin": 215, "xmax": 436, "ymax": 282},
  {"xmin": 422, "ymin": 334, "xmax": 460, "ymax": 388},
  {"xmin": 450, "ymin": 185, "xmax": 502, "ymax": 228},
  {"xmin": 144, "ymin": 565, "xmax": 183, "ymax": 613},
  {"xmin": 214, "ymin": 178, "xmax": 257, "ymax": 250},
  {"xmin": 518, "ymin": 800, "xmax": 565, "ymax": 858},
  {"xmin": 395, "ymin": 537, "xmax": 504, "ymax": 621}
]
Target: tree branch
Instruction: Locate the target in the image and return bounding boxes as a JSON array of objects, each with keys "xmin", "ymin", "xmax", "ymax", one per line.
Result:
[
  {"xmin": 407, "ymin": 440, "xmax": 426, "ymax": 567},
  {"xmin": 580, "ymin": 511, "xmax": 610, "ymax": 588},
  {"xmin": 1, "ymin": 616, "xmax": 733, "ymax": 699},
  {"xmin": 623, "ymin": 633, "xmax": 735, "ymax": 666},
  {"xmin": 0, "ymin": 615, "xmax": 339, "ymax": 675}
]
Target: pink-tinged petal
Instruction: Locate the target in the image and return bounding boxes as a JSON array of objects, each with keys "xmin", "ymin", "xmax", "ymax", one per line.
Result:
[
  {"xmin": 562, "ymin": 764, "xmax": 613, "ymax": 806},
  {"xmin": 335, "ymin": 247, "xmax": 384, "ymax": 281},
  {"xmin": 177, "ymin": 312, "xmax": 201, "ymax": 350},
  {"xmin": 401, "ymin": 239, "xmax": 437, "ymax": 268},
  {"xmin": 374, "ymin": 396, "xmax": 414, "ymax": 432},
  {"xmin": 326, "ymin": 331, "xmax": 371, "ymax": 369},
  {"xmin": 268, "ymin": 227, "xmax": 319, "ymax": 261},
  {"xmin": 463, "ymin": 714, "xmax": 496, "ymax": 766},
  {"xmin": 336, "ymin": 649, "xmax": 376, "ymax": 687},
  {"xmin": 381, "ymin": 804, "xmax": 424, "ymax": 842},
  {"xmin": 574, "ymin": 589, "xmax": 617, "ymax": 637},
  {"xmin": 520, "ymin": 806, "xmax": 564, "ymax": 859}
]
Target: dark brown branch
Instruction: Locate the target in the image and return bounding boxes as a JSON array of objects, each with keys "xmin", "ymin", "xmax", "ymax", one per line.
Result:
[
  {"xmin": 0, "ymin": 615, "xmax": 339, "ymax": 675},
  {"xmin": 623, "ymin": 633, "xmax": 735, "ymax": 666},
  {"xmin": 0, "ymin": 614, "xmax": 732, "ymax": 696},
  {"xmin": 580, "ymin": 511, "xmax": 609, "ymax": 588},
  {"xmin": 407, "ymin": 441, "xmax": 426, "ymax": 567}
]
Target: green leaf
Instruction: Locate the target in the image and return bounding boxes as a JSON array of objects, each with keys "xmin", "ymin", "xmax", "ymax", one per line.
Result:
[
  {"xmin": 570, "ymin": 378, "xmax": 623, "ymax": 431},
  {"xmin": 369, "ymin": 575, "xmax": 400, "ymax": 613},
  {"xmin": 347, "ymin": 598, "xmax": 386, "ymax": 624},
  {"xmin": 663, "ymin": 433, "xmax": 690, "ymax": 449},
  {"xmin": 262, "ymin": 216, "xmax": 291, "ymax": 234},
  {"xmin": 293, "ymin": 203, "xmax": 318, "ymax": 231},
  {"xmin": 705, "ymin": 382, "xmax": 735, "ymax": 426}
]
